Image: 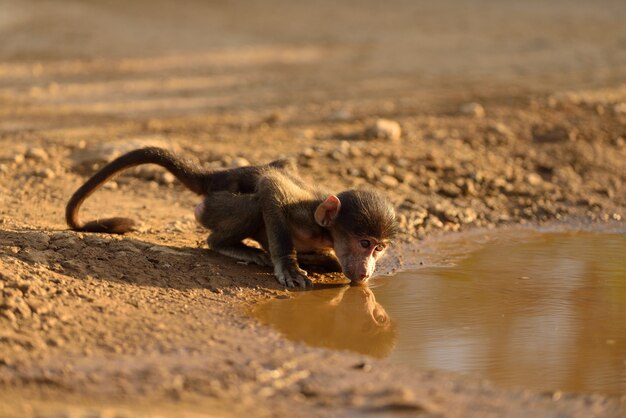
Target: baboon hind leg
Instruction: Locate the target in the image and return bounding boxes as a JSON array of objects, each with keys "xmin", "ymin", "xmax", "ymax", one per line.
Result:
[{"xmin": 196, "ymin": 192, "xmax": 271, "ymax": 266}]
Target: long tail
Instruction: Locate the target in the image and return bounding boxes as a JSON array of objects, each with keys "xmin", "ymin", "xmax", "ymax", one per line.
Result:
[{"xmin": 66, "ymin": 147, "xmax": 210, "ymax": 233}]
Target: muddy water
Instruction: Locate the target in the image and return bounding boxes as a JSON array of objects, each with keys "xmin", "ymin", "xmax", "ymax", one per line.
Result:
[{"xmin": 254, "ymin": 230, "xmax": 626, "ymax": 395}]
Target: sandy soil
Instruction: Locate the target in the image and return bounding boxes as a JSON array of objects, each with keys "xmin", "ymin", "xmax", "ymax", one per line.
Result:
[{"xmin": 1, "ymin": 1, "xmax": 625, "ymax": 417}]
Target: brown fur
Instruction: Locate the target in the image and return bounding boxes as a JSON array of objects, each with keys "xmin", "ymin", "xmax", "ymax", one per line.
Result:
[{"xmin": 66, "ymin": 147, "xmax": 397, "ymax": 287}]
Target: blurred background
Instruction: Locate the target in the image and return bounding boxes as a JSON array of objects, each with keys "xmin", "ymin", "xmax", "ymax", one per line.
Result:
[{"xmin": 2, "ymin": 0, "xmax": 625, "ymax": 123}]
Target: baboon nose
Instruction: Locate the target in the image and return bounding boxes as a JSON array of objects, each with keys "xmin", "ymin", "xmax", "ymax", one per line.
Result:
[{"xmin": 351, "ymin": 273, "xmax": 369, "ymax": 284}]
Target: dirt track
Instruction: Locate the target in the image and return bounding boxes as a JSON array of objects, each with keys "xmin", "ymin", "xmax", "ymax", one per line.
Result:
[{"xmin": 1, "ymin": 1, "xmax": 625, "ymax": 417}]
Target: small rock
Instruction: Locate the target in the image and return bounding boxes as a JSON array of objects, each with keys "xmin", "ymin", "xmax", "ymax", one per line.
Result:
[
  {"xmin": 103, "ymin": 180, "xmax": 118, "ymax": 190},
  {"xmin": 231, "ymin": 157, "xmax": 250, "ymax": 168},
  {"xmin": 301, "ymin": 147, "xmax": 316, "ymax": 158},
  {"xmin": 461, "ymin": 179, "xmax": 477, "ymax": 196},
  {"xmin": 26, "ymin": 147, "xmax": 49, "ymax": 161},
  {"xmin": 379, "ymin": 175, "xmax": 399, "ymax": 188},
  {"xmin": 425, "ymin": 215, "xmax": 444, "ymax": 229},
  {"xmin": 438, "ymin": 184, "xmax": 461, "ymax": 198},
  {"xmin": 527, "ymin": 173, "xmax": 543, "ymax": 187},
  {"xmin": 368, "ymin": 119, "xmax": 402, "ymax": 141},
  {"xmin": 47, "ymin": 337, "xmax": 64, "ymax": 347},
  {"xmin": 458, "ymin": 208, "xmax": 477, "ymax": 224},
  {"xmin": 13, "ymin": 154, "xmax": 25, "ymax": 165},
  {"xmin": 34, "ymin": 168, "xmax": 56, "ymax": 179},
  {"xmin": 488, "ymin": 122, "xmax": 513, "ymax": 137},
  {"xmin": 382, "ymin": 165, "xmax": 395, "ymax": 175},
  {"xmin": 349, "ymin": 146, "xmax": 363, "ymax": 158},
  {"xmin": 160, "ymin": 172, "xmax": 176, "ymax": 185},
  {"xmin": 460, "ymin": 102, "xmax": 485, "ymax": 118},
  {"xmin": 352, "ymin": 361, "xmax": 372, "ymax": 372},
  {"xmin": 328, "ymin": 150, "xmax": 344, "ymax": 161},
  {"xmin": 60, "ymin": 260, "xmax": 82, "ymax": 271}
]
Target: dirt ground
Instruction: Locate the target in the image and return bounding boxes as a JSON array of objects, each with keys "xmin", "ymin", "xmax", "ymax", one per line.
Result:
[{"xmin": 1, "ymin": 0, "xmax": 625, "ymax": 417}]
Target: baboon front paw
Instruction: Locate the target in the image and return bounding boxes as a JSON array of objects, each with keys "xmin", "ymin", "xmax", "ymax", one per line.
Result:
[{"xmin": 275, "ymin": 264, "xmax": 312, "ymax": 288}]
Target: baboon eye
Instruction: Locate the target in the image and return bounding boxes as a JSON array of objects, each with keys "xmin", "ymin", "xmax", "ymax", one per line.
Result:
[
  {"xmin": 360, "ymin": 239, "xmax": 371, "ymax": 248},
  {"xmin": 375, "ymin": 244, "xmax": 385, "ymax": 252}
]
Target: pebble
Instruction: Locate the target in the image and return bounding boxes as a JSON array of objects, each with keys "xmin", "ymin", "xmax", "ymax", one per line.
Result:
[
  {"xmin": 348, "ymin": 146, "xmax": 363, "ymax": 158},
  {"xmin": 102, "ymin": 180, "xmax": 118, "ymax": 190},
  {"xmin": 231, "ymin": 157, "xmax": 250, "ymax": 168},
  {"xmin": 526, "ymin": 173, "xmax": 543, "ymax": 187},
  {"xmin": 368, "ymin": 119, "xmax": 402, "ymax": 141},
  {"xmin": 160, "ymin": 172, "xmax": 176, "ymax": 185},
  {"xmin": 438, "ymin": 184, "xmax": 461, "ymax": 198},
  {"xmin": 60, "ymin": 260, "xmax": 82, "ymax": 271},
  {"xmin": 462, "ymin": 179, "xmax": 477, "ymax": 195},
  {"xmin": 34, "ymin": 168, "xmax": 56, "ymax": 179},
  {"xmin": 379, "ymin": 175, "xmax": 399, "ymax": 188},
  {"xmin": 25, "ymin": 147, "xmax": 49, "ymax": 161},
  {"xmin": 425, "ymin": 215, "xmax": 444, "ymax": 229},
  {"xmin": 329, "ymin": 150, "xmax": 344, "ymax": 161},
  {"xmin": 382, "ymin": 165, "xmax": 395, "ymax": 175},
  {"xmin": 339, "ymin": 140, "xmax": 351, "ymax": 154},
  {"xmin": 460, "ymin": 102, "xmax": 485, "ymax": 118},
  {"xmin": 488, "ymin": 122, "xmax": 513, "ymax": 137},
  {"xmin": 458, "ymin": 208, "xmax": 477, "ymax": 224},
  {"xmin": 13, "ymin": 154, "xmax": 25, "ymax": 165}
]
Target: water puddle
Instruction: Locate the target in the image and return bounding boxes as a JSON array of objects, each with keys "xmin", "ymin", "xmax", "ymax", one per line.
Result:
[{"xmin": 254, "ymin": 229, "xmax": 626, "ymax": 395}]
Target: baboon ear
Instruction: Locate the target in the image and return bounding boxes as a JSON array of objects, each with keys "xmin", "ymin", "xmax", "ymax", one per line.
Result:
[{"xmin": 314, "ymin": 195, "xmax": 341, "ymax": 227}]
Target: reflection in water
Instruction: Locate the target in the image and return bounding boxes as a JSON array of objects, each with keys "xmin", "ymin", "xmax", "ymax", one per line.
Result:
[
  {"xmin": 254, "ymin": 286, "xmax": 396, "ymax": 358},
  {"xmin": 256, "ymin": 230, "xmax": 626, "ymax": 395},
  {"xmin": 377, "ymin": 230, "xmax": 626, "ymax": 395}
]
